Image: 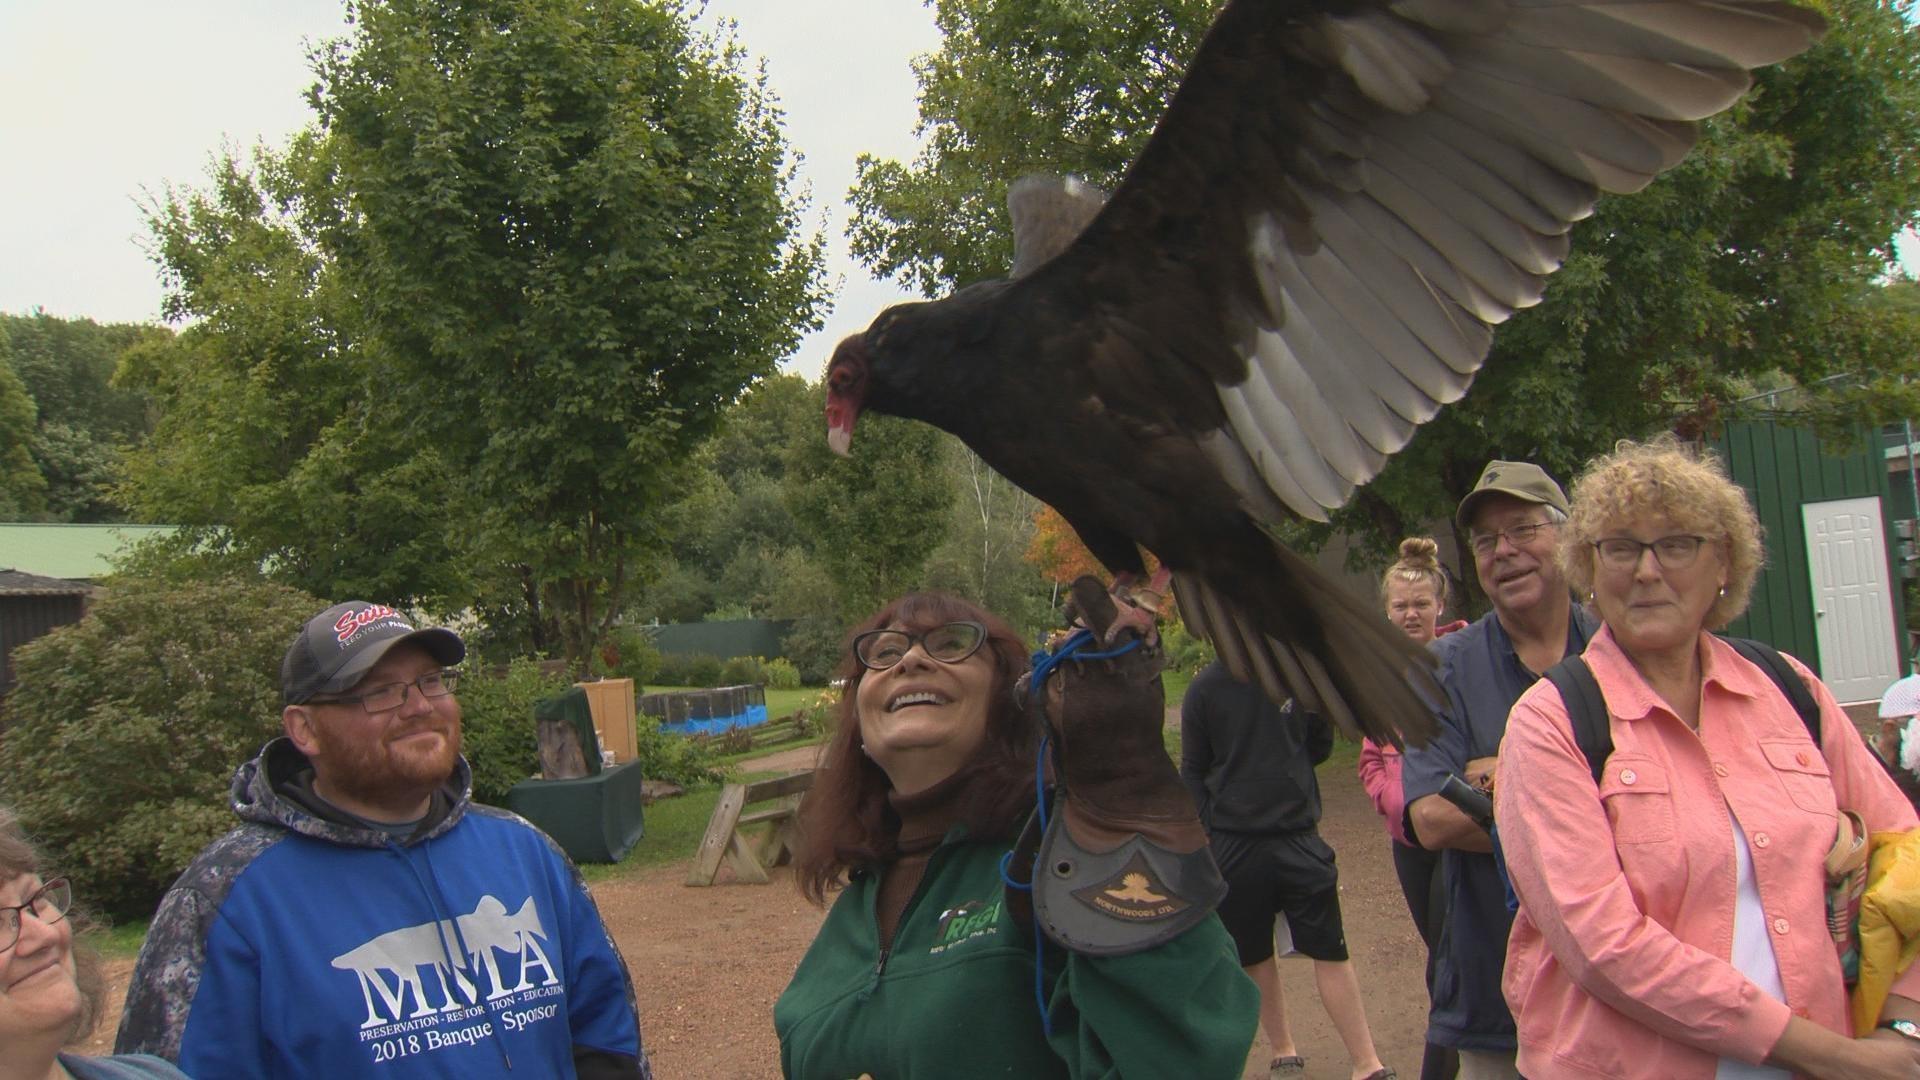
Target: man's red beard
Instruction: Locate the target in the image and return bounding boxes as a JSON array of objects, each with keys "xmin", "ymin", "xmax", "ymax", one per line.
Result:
[{"xmin": 310, "ymin": 716, "xmax": 461, "ymax": 812}]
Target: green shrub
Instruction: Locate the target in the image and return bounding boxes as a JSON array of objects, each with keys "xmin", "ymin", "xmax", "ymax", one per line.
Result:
[
  {"xmin": 719, "ymin": 655, "xmax": 761, "ymax": 686},
  {"xmin": 1160, "ymin": 615, "xmax": 1217, "ymax": 678},
  {"xmin": 716, "ymin": 726, "xmax": 754, "ymax": 755},
  {"xmin": 655, "ymin": 651, "xmax": 724, "ymax": 687},
  {"xmin": 0, "ymin": 577, "xmax": 319, "ymax": 920},
  {"xmin": 652, "ymin": 652, "xmax": 684, "ymax": 684},
  {"xmin": 605, "ymin": 626, "xmax": 661, "ymax": 685},
  {"xmin": 653, "ymin": 650, "xmax": 722, "ymax": 686},
  {"xmin": 633, "ymin": 715, "xmax": 725, "ymax": 787},
  {"xmin": 760, "ymin": 656, "xmax": 802, "ymax": 690},
  {"xmin": 460, "ymin": 658, "xmax": 572, "ymax": 805},
  {"xmin": 781, "ymin": 614, "xmax": 846, "ymax": 685},
  {"xmin": 788, "ymin": 687, "xmax": 839, "ymax": 739}
]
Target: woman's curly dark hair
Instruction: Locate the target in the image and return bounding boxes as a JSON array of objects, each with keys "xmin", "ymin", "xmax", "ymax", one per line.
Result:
[{"xmin": 792, "ymin": 592, "xmax": 1038, "ymax": 905}]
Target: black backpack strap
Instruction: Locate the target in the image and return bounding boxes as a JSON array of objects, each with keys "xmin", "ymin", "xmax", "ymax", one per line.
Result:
[
  {"xmin": 1722, "ymin": 637, "xmax": 1821, "ymax": 745},
  {"xmin": 1543, "ymin": 655, "xmax": 1612, "ymax": 785}
]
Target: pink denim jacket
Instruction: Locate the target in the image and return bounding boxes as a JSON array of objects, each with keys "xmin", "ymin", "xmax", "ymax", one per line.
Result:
[{"xmin": 1495, "ymin": 626, "xmax": 1920, "ymax": 1080}]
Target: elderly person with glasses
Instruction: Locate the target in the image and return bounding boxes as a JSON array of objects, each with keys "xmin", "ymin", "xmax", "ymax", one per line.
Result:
[
  {"xmin": 1494, "ymin": 437, "xmax": 1920, "ymax": 1080},
  {"xmin": 776, "ymin": 585, "xmax": 1257, "ymax": 1079},
  {"xmin": 0, "ymin": 808, "xmax": 189, "ymax": 1080}
]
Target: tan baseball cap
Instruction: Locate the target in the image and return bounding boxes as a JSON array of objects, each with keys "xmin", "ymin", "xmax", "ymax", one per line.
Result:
[{"xmin": 1456, "ymin": 460, "xmax": 1570, "ymax": 531}]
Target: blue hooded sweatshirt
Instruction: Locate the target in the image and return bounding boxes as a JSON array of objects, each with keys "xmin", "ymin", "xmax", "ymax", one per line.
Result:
[{"xmin": 115, "ymin": 738, "xmax": 648, "ymax": 1079}]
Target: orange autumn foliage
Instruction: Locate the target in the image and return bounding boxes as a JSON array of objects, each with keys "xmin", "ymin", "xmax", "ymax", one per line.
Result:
[{"xmin": 1025, "ymin": 504, "xmax": 1161, "ymax": 584}]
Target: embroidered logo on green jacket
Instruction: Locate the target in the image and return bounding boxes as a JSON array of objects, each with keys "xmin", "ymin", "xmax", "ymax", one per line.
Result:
[{"xmin": 930, "ymin": 898, "xmax": 1001, "ymax": 954}]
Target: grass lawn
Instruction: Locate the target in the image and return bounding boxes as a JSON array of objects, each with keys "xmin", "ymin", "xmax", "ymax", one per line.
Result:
[
  {"xmin": 82, "ymin": 919, "xmax": 151, "ymax": 962},
  {"xmin": 580, "ymin": 765, "xmax": 800, "ymax": 883}
]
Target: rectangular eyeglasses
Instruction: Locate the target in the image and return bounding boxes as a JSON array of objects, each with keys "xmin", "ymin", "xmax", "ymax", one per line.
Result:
[
  {"xmin": 311, "ymin": 669, "xmax": 461, "ymax": 713},
  {"xmin": 1, "ymin": 877, "xmax": 71, "ymax": 951}
]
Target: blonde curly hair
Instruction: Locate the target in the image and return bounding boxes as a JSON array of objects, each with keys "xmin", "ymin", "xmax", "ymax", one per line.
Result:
[
  {"xmin": 1380, "ymin": 536, "xmax": 1449, "ymax": 610},
  {"xmin": 1559, "ymin": 435, "xmax": 1764, "ymax": 630}
]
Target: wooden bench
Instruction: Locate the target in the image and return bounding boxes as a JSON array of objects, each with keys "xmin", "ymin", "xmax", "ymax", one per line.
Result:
[{"xmin": 687, "ymin": 770, "xmax": 815, "ymax": 886}]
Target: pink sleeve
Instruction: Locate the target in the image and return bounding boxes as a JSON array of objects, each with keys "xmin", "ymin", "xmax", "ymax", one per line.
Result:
[
  {"xmin": 1788, "ymin": 655, "xmax": 1920, "ymax": 1006},
  {"xmin": 1358, "ymin": 739, "xmax": 1407, "ymax": 845},
  {"xmin": 1496, "ymin": 684, "xmax": 1794, "ymax": 1059}
]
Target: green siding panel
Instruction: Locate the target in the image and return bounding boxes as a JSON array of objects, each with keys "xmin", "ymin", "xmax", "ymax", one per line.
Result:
[{"xmin": 1713, "ymin": 420, "xmax": 1904, "ymax": 678}]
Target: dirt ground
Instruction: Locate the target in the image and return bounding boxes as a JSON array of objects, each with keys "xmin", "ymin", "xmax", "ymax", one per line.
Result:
[{"xmin": 84, "ymin": 742, "xmax": 1433, "ymax": 1079}]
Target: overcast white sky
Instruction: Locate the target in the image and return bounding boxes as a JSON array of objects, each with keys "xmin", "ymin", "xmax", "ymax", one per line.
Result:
[
  {"xmin": 0, "ymin": 0, "xmax": 937, "ymax": 380},
  {"xmin": 0, "ymin": 1, "xmax": 1913, "ymax": 384}
]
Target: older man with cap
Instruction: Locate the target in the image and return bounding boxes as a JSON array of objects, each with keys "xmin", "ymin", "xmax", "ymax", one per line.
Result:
[
  {"xmin": 115, "ymin": 602, "xmax": 650, "ymax": 1079},
  {"xmin": 1400, "ymin": 462, "xmax": 1597, "ymax": 1080}
]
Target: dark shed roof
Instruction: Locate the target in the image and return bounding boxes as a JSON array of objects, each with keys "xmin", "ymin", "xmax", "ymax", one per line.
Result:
[{"xmin": 0, "ymin": 569, "xmax": 91, "ymax": 597}]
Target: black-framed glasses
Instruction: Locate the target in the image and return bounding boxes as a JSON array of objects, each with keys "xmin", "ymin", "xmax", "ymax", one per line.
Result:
[
  {"xmin": 2, "ymin": 877, "xmax": 71, "ymax": 951},
  {"xmin": 310, "ymin": 669, "xmax": 461, "ymax": 713},
  {"xmin": 1593, "ymin": 534, "xmax": 1711, "ymax": 571},
  {"xmin": 852, "ymin": 622, "xmax": 988, "ymax": 671},
  {"xmin": 1469, "ymin": 520, "xmax": 1556, "ymax": 558}
]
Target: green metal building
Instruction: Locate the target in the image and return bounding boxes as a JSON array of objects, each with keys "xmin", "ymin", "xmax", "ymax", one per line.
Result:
[{"xmin": 1713, "ymin": 420, "xmax": 1910, "ymax": 701}]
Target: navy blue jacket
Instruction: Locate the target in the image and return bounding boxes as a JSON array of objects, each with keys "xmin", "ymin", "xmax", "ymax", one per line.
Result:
[{"xmin": 1401, "ymin": 607, "xmax": 1596, "ymax": 1052}]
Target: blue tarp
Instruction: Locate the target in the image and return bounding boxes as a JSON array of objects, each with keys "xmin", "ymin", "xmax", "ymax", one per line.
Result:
[{"xmin": 642, "ymin": 684, "xmax": 770, "ymax": 735}]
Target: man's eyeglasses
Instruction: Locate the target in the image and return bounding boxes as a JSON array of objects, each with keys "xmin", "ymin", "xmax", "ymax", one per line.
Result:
[
  {"xmin": 852, "ymin": 622, "xmax": 988, "ymax": 671},
  {"xmin": 1592, "ymin": 535, "xmax": 1711, "ymax": 571},
  {"xmin": 2, "ymin": 877, "xmax": 71, "ymax": 951},
  {"xmin": 310, "ymin": 669, "xmax": 461, "ymax": 713},
  {"xmin": 1469, "ymin": 520, "xmax": 1556, "ymax": 558}
]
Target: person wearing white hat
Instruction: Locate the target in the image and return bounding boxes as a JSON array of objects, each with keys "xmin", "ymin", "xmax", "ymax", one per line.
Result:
[{"xmin": 1875, "ymin": 674, "xmax": 1920, "ymax": 809}]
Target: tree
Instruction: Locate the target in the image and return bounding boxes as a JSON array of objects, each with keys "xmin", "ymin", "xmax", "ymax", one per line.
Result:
[
  {"xmin": 849, "ymin": 0, "xmax": 1920, "ymax": 603},
  {"xmin": 849, "ymin": 0, "xmax": 1216, "ymax": 296},
  {"xmin": 784, "ymin": 409, "xmax": 952, "ymax": 621},
  {"xmin": 117, "ymin": 138, "xmax": 474, "ymax": 608},
  {"xmin": 0, "ymin": 343, "xmax": 46, "ymax": 518},
  {"xmin": 308, "ymin": 0, "xmax": 828, "ymax": 672},
  {"xmin": 921, "ymin": 442, "xmax": 1052, "ymax": 627},
  {"xmin": 0, "ymin": 311, "xmax": 161, "ymax": 521}
]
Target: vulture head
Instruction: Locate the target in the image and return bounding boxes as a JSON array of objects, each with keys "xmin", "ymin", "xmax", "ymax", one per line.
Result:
[{"xmin": 824, "ymin": 334, "xmax": 870, "ymax": 458}]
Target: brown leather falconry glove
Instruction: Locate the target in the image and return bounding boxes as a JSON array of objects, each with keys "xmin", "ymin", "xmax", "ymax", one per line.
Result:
[
  {"xmin": 1034, "ymin": 577, "xmax": 1208, "ymax": 856},
  {"xmin": 1011, "ymin": 576, "xmax": 1225, "ymax": 956}
]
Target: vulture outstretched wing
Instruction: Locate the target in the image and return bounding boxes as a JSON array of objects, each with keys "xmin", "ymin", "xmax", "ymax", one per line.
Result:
[
  {"xmin": 1028, "ymin": 0, "xmax": 1821, "ymax": 519},
  {"xmin": 829, "ymin": 0, "xmax": 1823, "ymax": 743}
]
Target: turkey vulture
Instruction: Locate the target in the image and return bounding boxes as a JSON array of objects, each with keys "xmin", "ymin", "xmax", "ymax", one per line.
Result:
[{"xmin": 824, "ymin": 0, "xmax": 1824, "ymax": 745}]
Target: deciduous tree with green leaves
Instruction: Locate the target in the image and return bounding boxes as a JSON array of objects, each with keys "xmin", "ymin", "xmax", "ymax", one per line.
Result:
[
  {"xmin": 0, "ymin": 311, "xmax": 160, "ymax": 522},
  {"xmin": 309, "ymin": 0, "xmax": 828, "ymax": 672},
  {"xmin": 0, "ymin": 343, "xmax": 46, "ymax": 519},
  {"xmin": 117, "ymin": 138, "xmax": 473, "ymax": 607},
  {"xmin": 849, "ymin": 0, "xmax": 1920, "ymax": 602}
]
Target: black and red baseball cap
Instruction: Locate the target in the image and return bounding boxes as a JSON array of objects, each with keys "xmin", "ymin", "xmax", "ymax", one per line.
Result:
[{"xmin": 280, "ymin": 601, "xmax": 465, "ymax": 705}]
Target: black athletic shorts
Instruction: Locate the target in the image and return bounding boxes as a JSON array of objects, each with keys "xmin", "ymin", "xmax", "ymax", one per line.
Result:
[{"xmin": 1210, "ymin": 828, "xmax": 1347, "ymax": 965}]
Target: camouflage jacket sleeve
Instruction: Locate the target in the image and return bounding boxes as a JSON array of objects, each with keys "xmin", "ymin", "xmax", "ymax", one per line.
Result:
[
  {"xmin": 114, "ymin": 825, "xmax": 278, "ymax": 1064},
  {"xmin": 114, "ymin": 881, "xmax": 222, "ymax": 1060}
]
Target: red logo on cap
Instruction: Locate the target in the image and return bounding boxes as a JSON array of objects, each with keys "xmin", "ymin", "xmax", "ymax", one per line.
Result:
[{"xmin": 333, "ymin": 605, "xmax": 408, "ymax": 645}]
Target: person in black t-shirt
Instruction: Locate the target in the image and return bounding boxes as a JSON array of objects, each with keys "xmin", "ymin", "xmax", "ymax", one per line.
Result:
[{"xmin": 1182, "ymin": 661, "xmax": 1395, "ymax": 1080}]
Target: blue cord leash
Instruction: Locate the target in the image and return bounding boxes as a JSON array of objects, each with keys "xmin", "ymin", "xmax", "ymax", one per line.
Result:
[
  {"xmin": 997, "ymin": 731, "xmax": 1053, "ymax": 1037},
  {"xmin": 998, "ymin": 628, "xmax": 1146, "ymax": 1039}
]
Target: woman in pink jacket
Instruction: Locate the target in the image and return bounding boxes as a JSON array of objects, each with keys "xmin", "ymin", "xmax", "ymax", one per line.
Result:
[
  {"xmin": 1359, "ymin": 536, "xmax": 1464, "ymax": 1080},
  {"xmin": 1495, "ymin": 437, "xmax": 1920, "ymax": 1080}
]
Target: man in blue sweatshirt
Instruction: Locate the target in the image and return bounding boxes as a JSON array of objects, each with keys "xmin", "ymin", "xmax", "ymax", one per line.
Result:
[{"xmin": 115, "ymin": 601, "xmax": 649, "ymax": 1079}]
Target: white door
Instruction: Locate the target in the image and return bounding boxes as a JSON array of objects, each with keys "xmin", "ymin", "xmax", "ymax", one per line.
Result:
[{"xmin": 1802, "ymin": 496, "xmax": 1901, "ymax": 703}]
